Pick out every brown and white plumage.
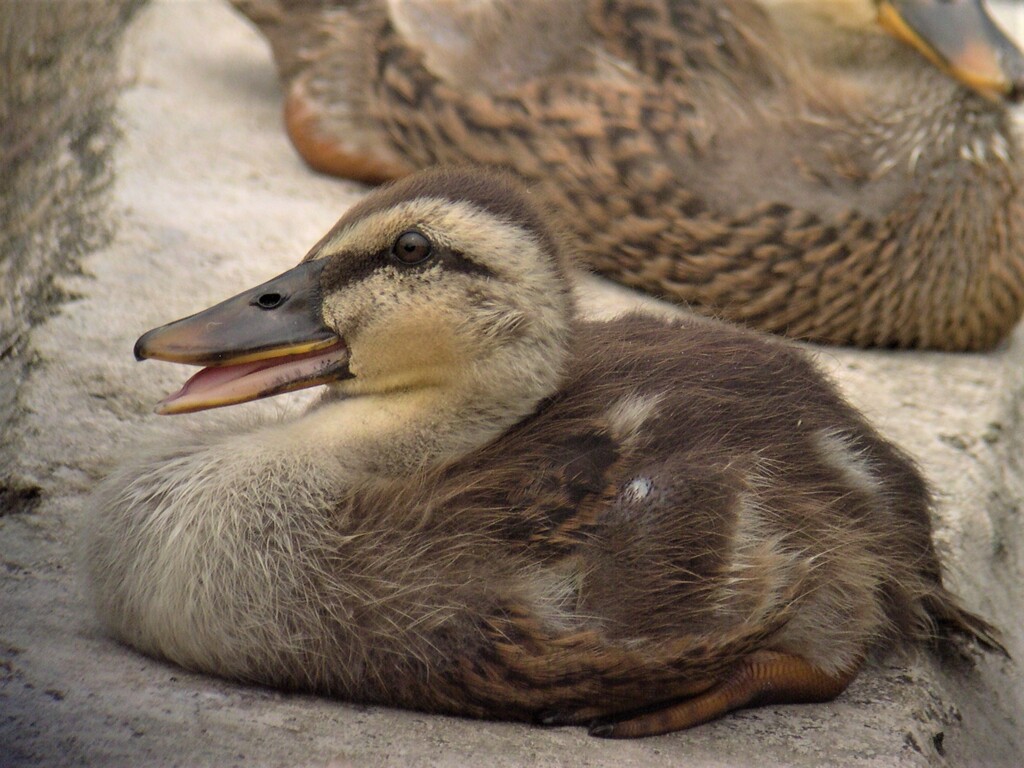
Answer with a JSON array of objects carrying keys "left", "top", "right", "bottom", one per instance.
[
  {"left": 83, "top": 167, "right": 1001, "bottom": 738},
  {"left": 231, "top": 0, "right": 1024, "bottom": 351}
]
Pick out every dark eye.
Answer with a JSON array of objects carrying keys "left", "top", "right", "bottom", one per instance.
[{"left": 391, "top": 231, "right": 432, "bottom": 265}]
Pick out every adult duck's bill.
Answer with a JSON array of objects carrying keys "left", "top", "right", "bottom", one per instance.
[
  {"left": 134, "top": 260, "right": 350, "bottom": 415},
  {"left": 878, "top": 0, "right": 1024, "bottom": 101}
]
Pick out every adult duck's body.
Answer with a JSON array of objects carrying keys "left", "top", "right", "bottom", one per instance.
[
  {"left": 83, "top": 168, "right": 1000, "bottom": 737},
  {"left": 231, "top": 0, "right": 1024, "bottom": 351}
]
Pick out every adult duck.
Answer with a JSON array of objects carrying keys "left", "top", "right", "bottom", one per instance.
[{"left": 230, "top": 0, "right": 1024, "bottom": 351}]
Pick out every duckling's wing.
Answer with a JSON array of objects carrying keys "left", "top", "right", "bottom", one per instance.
[
  {"left": 434, "top": 417, "right": 816, "bottom": 721},
  {"left": 449, "top": 588, "right": 797, "bottom": 726}
]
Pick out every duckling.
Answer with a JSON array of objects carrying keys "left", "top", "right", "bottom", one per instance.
[
  {"left": 82, "top": 167, "right": 1002, "bottom": 738},
  {"left": 231, "top": 0, "right": 1024, "bottom": 351}
]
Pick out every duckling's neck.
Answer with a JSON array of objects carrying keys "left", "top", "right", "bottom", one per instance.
[
  {"left": 299, "top": 387, "right": 513, "bottom": 478},
  {"left": 305, "top": 331, "right": 571, "bottom": 477}
]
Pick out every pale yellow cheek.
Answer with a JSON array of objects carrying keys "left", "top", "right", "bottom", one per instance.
[{"left": 345, "top": 312, "right": 465, "bottom": 394}]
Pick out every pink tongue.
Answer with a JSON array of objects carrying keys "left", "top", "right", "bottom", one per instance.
[{"left": 157, "top": 341, "right": 349, "bottom": 414}]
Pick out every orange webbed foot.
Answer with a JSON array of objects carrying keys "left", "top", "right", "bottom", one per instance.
[{"left": 589, "top": 651, "right": 858, "bottom": 738}]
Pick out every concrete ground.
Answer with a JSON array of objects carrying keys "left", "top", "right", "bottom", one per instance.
[{"left": 2, "top": 1, "right": 1023, "bottom": 766}]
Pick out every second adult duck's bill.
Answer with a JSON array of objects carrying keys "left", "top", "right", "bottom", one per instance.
[
  {"left": 878, "top": 0, "right": 1024, "bottom": 100},
  {"left": 134, "top": 259, "right": 350, "bottom": 415}
]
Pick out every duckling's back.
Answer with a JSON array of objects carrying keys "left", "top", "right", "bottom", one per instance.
[{"left": 436, "top": 313, "right": 973, "bottom": 650}]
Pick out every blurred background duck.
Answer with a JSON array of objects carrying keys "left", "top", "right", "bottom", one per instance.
[
  {"left": 83, "top": 168, "right": 1001, "bottom": 738},
  {"left": 229, "top": 0, "right": 1024, "bottom": 352}
]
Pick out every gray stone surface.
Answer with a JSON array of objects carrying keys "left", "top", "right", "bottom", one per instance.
[
  {"left": 1, "top": 1, "right": 1023, "bottom": 766},
  {"left": 0, "top": 0, "right": 144, "bottom": 515}
]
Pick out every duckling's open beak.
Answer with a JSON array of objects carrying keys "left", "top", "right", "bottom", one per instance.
[
  {"left": 877, "top": 0, "right": 1024, "bottom": 102},
  {"left": 134, "top": 259, "right": 350, "bottom": 415}
]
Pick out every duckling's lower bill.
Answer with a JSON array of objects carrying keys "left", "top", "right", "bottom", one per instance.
[
  {"left": 153, "top": 340, "right": 349, "bottom": 415},
  {"left": 85, "top": 168, "right": 1004, "bottom": 739}
]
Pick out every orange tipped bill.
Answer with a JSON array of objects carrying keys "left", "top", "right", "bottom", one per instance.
[{"left": 878, "top": 0, "right": 1024, "bottom": 101}]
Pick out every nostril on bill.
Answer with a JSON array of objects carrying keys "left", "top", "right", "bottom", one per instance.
[{"left": 256, "top": 292, "right": 284, "bottom": 309}]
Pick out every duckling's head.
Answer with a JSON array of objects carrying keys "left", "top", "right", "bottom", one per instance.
[
  {"left": 760, "top": 0, "right": 1024, "bottom": 102},
  {"left": 134, "top": 167, "right": 574, "bottom": 418}
]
